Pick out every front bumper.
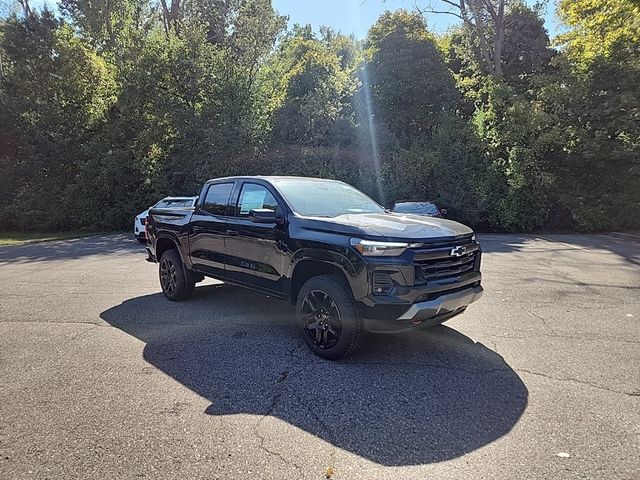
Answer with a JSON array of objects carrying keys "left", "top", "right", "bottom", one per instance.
[
  {"left": 358, "top": 282, "right": 483, "bottom": 333},
  {"left": 361, "top": 285, "right": 483, "bottom": 334},
  {"left": 397, "top": 285, "right": 483, "bottom": 321}
]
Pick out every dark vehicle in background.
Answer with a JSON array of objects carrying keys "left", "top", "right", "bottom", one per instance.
[
  {"left": 392, "top": 201, "right": 447, "bottom": 218},
  {"left": 134, "top": 196, "right": 197, "bottom": 243},
  {"left": 145, "top": 177, "right": 482, "bottom": 359}
]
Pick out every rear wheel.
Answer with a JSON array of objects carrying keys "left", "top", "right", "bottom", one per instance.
[
  {"left": 296, "top": 275, "right": 365, "bottom": 360},
  {"left": 159, "top": 249, "right": 195, "bottom": 301}
]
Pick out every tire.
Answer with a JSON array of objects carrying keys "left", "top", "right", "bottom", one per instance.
[
  {"left": 296, "top": 274, "right": 366, "bottom": 360},
  {"left": 136, "top": 237, "right": 147, "bottom": 244},
  {"left": 159, "top": 249, "right": 195, "bottom": 301}
]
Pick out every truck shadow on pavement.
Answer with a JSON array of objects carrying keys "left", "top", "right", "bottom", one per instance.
[{"left": 100, "top": 283, "right": 528, "bottom": 466}]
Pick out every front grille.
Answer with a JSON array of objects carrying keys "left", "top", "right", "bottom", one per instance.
[
  {"left": 419, "top": 252, "right": 476, "bottom": 277},
  {"left": 413, "top": 242, "right": 479, "bottom": 284}
]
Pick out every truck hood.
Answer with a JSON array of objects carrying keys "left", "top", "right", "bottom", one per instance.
[{"left": 300, "top": 213, "right": 473, "bottom": 242}]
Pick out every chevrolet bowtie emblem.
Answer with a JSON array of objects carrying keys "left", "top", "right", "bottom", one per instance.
[{"left": 450, "top": 246, "right": 466, "bottom": 257}]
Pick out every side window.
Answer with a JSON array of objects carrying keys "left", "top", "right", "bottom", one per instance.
[
  {"left": 236, "top": 183, "right": 279, "bottom": 217},
  {"left": 202, "top": 183, "right": 233, "bottom": 215}
]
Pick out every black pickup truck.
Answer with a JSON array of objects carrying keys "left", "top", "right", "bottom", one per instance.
[{"left": 146, "top": 176, "right": 483, "bottom": 359}]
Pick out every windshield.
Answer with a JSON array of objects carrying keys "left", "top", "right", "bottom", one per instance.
[
  {"left": 154, "top": 198, "right": 195, "bottom": 208},
  {"left": 271, "top": 178, "right": 384, "bottom": 217},
  {"left": 394, "top": 202, "right": 439, "bottom": 215}
]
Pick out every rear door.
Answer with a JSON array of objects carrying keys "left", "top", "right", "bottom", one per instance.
[
  {"left": 188, "top": 182, "right": 235, "bottom": 277},
  {"left": 224, "top": 181, "right": 288, "bottom": 296}
]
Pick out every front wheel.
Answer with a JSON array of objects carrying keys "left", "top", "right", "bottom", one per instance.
[
  {"left": 159, "top": 249, "right": 195, "bottom": 301},
  {"left": 296, "top": 275, "right": 366, "bottom": 360}
]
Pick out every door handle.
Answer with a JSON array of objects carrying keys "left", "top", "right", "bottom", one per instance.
[{"left": 226, "top": 229, "right": 239, "bottom": 236}]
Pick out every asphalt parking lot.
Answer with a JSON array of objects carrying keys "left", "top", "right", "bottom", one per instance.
[{"left": 0, "top": 233, "right": 638, "bottom": 479}]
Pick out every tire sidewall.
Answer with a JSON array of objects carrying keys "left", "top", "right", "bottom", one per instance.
[
  {"left": 296, "top": 275, "right": 360, "bottom": 360},
  {"left": 159, "top": 249, "right": 192, "bottom": 301}
]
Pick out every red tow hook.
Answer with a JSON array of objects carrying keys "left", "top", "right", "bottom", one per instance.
[{"left": 411, "top": 319, "right": 423, "bottom": 326}]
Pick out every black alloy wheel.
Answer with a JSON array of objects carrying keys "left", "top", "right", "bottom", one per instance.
[
  {"left": 301, "top": 289, "right": 343, "bottom": 350},
  {"left": 159, "top": 249, "right": 195, "bottom": 301},
  {"left": 160, "top": 257, "right": 177, "bottom": 296},
  {"left": 296, "top": 275, "right": 366, "bottom": 360}
]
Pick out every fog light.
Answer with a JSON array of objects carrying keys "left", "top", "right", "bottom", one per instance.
[{"left": 373, "top": 272, "right": 394, "bottom": 295}]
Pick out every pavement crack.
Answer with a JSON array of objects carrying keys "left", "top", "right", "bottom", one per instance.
[
  {"left": 1, "top": 320, "right": 108, "bottom": 327},
  {"left": 528, "top": 310, "right": 558, "bottom": 336},
  {"left": 251, "top": 343, "right": 305, "bottom": 473},
  {"left": 58, "top": 324, "right": 101, "bottom": 349},
  {"left": 516, "top": 368, "right": 637, "bottom": 396}
]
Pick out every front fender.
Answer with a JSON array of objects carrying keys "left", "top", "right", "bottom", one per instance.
[{"left": 288, "top": 244, "right": 369, "bottom": 300}]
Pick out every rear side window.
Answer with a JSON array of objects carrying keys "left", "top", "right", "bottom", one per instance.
[
  {"left": 202, "top": 183, "right": 233, "bottom": 215},
  {"left": 236, "top": 183, "right": 279, "bottom": 216}
]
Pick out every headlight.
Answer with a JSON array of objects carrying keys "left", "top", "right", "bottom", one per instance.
[{"left": 350, "top": 238, "right": 410, "bottom": 256}]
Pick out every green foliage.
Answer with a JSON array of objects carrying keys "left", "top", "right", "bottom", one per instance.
[
  {"left": 501, "top": 2, "right": 554, "bottom": 82},
  {"left": 381, "top": 114, "right": 491, "bottom": 225},
  {"left": 557, "top": 0, "right": 640, "bottom": 67},
  {"left": 0, "top": 10, "right": 116, "bottom": 230},
  {"left": 364, "top": 11, "right": 459, "bottom": 141},
  {"left": 269, "top": 34, "right": 356, "bottom": 147},
  {"left": 0, "top": 1, "right": 638, "bottom": 233},
  {"left": 539, "top": 48, "right": 640, "bottom": 230}
]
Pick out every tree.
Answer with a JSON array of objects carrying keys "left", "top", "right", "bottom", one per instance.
[
  {"left": 557, "top": 0, "right": 640, "bottom": 67},
  {"left": 364, "top": 10, "right": 459, "bottom": 141},
  {"left": 542, "top": 0, "right": 640, "bottom": 229},
  {"left": 59, "top": 0, "right": 152, "bottom": 53},
  {"left": 416, "top": 0, "right": 506, "bottom": 76},
  {"left": 229, "top": 0, "right": 287, "bottom": 83},
  {"left": 1, "top": 0, "right": 638, "bottom": 233},
  {"left": 501, "top": 2, "right": 553, "bottom": 81},
  {"left": 472, "top": 80, "right": 557, "bottom": 230},
  {"left": 0, "top": 10, "right": 116, "bottom": 230},
  {"left": 269, "top": 34, "right": 355, "bottom": 147}
]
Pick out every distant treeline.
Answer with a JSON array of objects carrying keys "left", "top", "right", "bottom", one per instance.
[{"left": 0, "top": 0, "right": 638, "bottom": 232}]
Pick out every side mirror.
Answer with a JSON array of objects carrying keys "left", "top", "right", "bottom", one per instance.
[
  {"left": 249, "top": 208, "right": 277, "bottom": 224},
  {"left": 440, "top": 208, "right": 448, "bottom": 216}
]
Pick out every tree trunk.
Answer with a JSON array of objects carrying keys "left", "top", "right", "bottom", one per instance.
[
  {"left": 492, "top": 0, "right": 505, "bottom": 77},
  {"left": 104, "top": 0, "right": 117, "bottom": 49},
  {"left": 467, "top": 0, "right": 494, "bottom": 74},
  {"left": 18, "top": 0, "right": 31, "bottom": 17}
]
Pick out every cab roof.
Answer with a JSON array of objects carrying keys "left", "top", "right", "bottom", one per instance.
[{"left": 204, "top": 175, "right": 344, "bottom": 184}]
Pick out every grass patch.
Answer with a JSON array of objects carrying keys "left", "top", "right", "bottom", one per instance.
[{"left": 0, "top": 231, "right": 109, "bottom": 246}]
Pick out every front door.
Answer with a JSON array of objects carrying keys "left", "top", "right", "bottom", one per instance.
[{"left": 224, "top": 181, "right": 288, "bottom": 296}]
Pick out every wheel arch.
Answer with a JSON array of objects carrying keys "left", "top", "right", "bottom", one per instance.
[
  {"left": 155, "top": 235, "right": 180, "bottom": 262},
  {"left": 289, "top": 257, "right": 360, "bottom": 305}
]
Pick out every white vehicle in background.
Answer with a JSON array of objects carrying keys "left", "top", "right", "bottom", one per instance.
[{"left": 134, "top": 196, "right": 198, "bottom": 243}]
